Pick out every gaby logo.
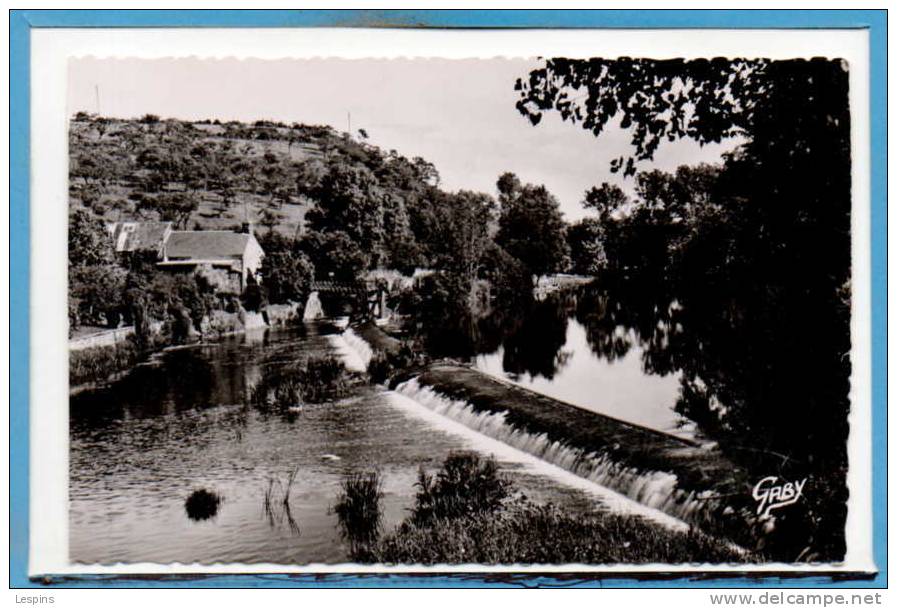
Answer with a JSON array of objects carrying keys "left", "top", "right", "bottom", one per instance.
[{"left": 752, "top": 476, "right": 807, "bottom": 518}]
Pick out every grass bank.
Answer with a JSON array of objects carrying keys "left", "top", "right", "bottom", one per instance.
[{"left": 369, "top": 503, "right": 747, "bottom": 565}]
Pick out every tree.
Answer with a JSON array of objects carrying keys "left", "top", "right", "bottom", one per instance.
[
  {"left": 495, "top": 175, "right": 570, "bottom": 279},
  {"left": 566, "top": 219, "right": 606, "bottom": 276},
  {"left": 295, "top": 159, "right": 327, "bottom": 200},
  {"left": 68, "top": 209, "right": 127, "bottom": 327},
  {"left": 430, "top": 190, "right": 495, "bottom": 288},
  {"left": 141, "top": 192, "right": 199, "bottom": 229},
  {"left": 70, "top": 263, "right": 126, "bottom": 327},
  {"left": 305, "top": 162, "right": 387, "bottom": 268},
  {"left": 582, "top": 183, "right": 628, "bottom": 220},
  {"left": 299, "top": 230, "right": 368, "bottom": 283},
  {"left": 515, "top": 57, "right": 851, "bottom": 287},
  {"left": 260, "top": 250, "right": 315, "bottom": 304},
  {"left": 69, "top": 208, "right": 114, "bottom": 267},
  {"left": 516, "top": 59, "right": 853, "bottom": 561}
]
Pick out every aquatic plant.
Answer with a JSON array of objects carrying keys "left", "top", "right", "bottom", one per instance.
[
  {"left": 263, "top": 466, "right": 301, "bottom": 536},
  {"left": 184, "top": 488, "right": 222, "bottom": 521},
  {"left": 410, "top": 452, "right": 510, "bottom": 525},
  {"left": 250, "top": 354, "right": 350, "bottom": 411},
  {"left": 302, "top": 356, "right": 350, "bottom": 402},
  {"left": 333, "top": 471, "right": 383, "bottom": 552}
]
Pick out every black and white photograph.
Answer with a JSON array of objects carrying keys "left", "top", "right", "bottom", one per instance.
[{"left": 61, "top": 47, "right": 857, "bottom": 569}]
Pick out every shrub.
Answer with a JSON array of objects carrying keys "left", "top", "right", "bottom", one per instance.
[
  {"left": 366, "top": 343, "right": 416, "bottom": 385},
  {"left": 370, "top": 502, "right": 749, "bottom": 565},
  {"left": 410, "top": 452, "right": 510, "bottom": 526}
]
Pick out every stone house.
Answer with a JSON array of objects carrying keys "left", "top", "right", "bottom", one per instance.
[{"left": 157, "top": 229, "right": 265, "bottom": 294}]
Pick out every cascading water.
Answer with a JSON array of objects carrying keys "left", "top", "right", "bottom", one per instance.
[
  {"left": 302, "top": 291, "right": 324, "bottom": 320},
  {"left": 393, "top": 377, "right": 717, "bottom": 526},
  {"left": 329, "top": 328, "right": 736, "bottom": 538},
  {"left": 383, "top": 389, "right": 690, "bottom": 532},
  {"left": 326, "top": 327, "right": 372, "bottom": 373},
  {"left": 341, "top": 328, "right": 373, "bottom": 368}
]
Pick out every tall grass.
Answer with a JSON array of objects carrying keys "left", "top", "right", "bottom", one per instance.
[{"left": 333, "top": 471, "right": 383, "bottom": 553}]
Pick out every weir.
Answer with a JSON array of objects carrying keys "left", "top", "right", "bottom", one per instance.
[
  {"left": 333, "top": 325, "right": 764, "bottom": 550},
  {"left": 394, "top": 365, "right": 761, "bottom": 547}
]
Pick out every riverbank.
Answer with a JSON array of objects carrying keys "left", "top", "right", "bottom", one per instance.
[
  {"left": 69, "top": 301, "right": 308, "bottom": 393},
  {"left": 368, "top": 499, "right": 748, "bottom": 565}
]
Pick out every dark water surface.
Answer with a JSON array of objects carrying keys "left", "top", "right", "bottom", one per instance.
[{"left": 69, "top": 323, "right": 603, "bottom": 565}]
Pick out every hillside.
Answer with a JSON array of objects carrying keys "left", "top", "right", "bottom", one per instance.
[{"left": 69, "top": 114, "right": 369, "bottom": 237}]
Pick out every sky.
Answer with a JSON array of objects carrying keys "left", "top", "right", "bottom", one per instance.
[{"left": 68, "top": 57, "right": 738, "bottom": 221}]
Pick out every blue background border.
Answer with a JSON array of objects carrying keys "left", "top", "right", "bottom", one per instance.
[{"left": 8, "top": 9, "right": 887, "bottom": 589}]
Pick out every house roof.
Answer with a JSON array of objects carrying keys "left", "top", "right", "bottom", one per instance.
[
  {"left": 108, "top": 221, "right": 172, "bottom": 253},
  {"left": 162, "top": 231, "right": 252, "bottom": 260}
]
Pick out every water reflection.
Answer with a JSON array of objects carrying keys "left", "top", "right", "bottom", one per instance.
[{"left": 416, "top": 274, "right": 849, "bottom": 466}]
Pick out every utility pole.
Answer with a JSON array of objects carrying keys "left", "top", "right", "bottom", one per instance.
[
  {"left": 347, "top": 111, "right": 351, "bottom": 135},
  {"left": 95, "top": 84, "right": 101, "bottom": 115}
]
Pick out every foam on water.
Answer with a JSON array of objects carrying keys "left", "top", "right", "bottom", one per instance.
[
  {"left": 384, "top": 388, "right": 689, "bottom": 532},
  {"left": 393, "top": 378, "right": 714, "bottom": 526},
  {"left": 331, "top": 328, "right": 715, "bottom": 531},
  {"left": 327, "top": 329, "right": 369, "bottom": 373},
  {"left": 341, "top": 327, "right": 373, "bottom": 369}
]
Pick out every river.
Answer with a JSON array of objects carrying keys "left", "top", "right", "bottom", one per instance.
[{"left": 70, "top": 321, "right": 676, "bottom": 565}]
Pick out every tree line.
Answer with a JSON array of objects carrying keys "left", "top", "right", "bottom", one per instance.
[
  {"left": 517, "top": 56, "right": 852, "bottom": 560},
  {"left": 69, "top": 112, "right": 588, "bottom": 343}
]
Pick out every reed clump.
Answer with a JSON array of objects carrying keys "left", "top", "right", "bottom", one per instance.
[
  {"left": 251, "top": 355, "right": 349, "bottom": 411},
  {"left": 333, "top": 471, "right": 383, "bottom": 553},
  {"left": 410, "top": 451, "right": 510, "bottom": 525}
]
